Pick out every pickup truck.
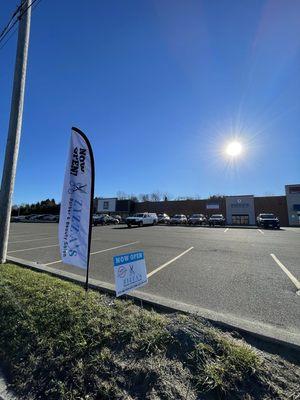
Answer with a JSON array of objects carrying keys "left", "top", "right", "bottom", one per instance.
[{"left": 126, "top": 213, "right": 158, "bottom": 227}]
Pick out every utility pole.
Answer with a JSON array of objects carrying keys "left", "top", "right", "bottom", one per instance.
[{"left": 0, "top": 0, "right": 31, "bottom": 263}]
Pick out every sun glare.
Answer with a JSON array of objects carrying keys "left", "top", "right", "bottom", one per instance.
[{"left": 225, "top": 141, "right": 243, "bottom": 157}]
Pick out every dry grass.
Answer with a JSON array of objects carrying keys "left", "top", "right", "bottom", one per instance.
[{"left": 0, "top": 263, "right": 299, "bottom": 399}]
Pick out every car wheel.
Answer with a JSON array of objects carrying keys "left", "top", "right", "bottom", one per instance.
[
  {"left": 138, "top": 221, "right": 143, "bottom": 227},
  {"left": 127, "top": 224, "right": 131, "bottom": 228}
]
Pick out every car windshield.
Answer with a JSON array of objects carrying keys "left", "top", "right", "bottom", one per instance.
[
  {"left": 134, "top": 214, "right": 144, "bottom": 217},
  {"left": 191, "top": 214, "right": 202, "bottom": 217},
  {"left": 260, "top": 214, "right": 275, "bottom": 218},
  {"left": 211, "top": 215, "right": 222, "bottom": 218}
]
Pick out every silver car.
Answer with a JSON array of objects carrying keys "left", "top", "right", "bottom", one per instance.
[
  {"left": 188, "top": 214, "right": 206, "bottom": 225},
  {"left": 170, "top": 214, "right": 188, "bottom": 225}
]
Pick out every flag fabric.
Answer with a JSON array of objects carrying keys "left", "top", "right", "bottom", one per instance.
[{"left": 59, "top": 127, "right": 95, "bottom": 270}]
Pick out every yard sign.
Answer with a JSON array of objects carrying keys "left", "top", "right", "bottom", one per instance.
[{"left": 113, "top": 251, "right": 148, "bottom": 297}]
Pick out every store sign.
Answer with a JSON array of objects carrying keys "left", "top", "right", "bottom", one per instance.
[
  {"left": 231, "top": 203, "right": 249, "bottom": 208},
  {"left": 113, "top": 251, "right": 148, "bottom": 297},
  {"left": 206, "top": 203, "right": 219, "bottom": 209}
]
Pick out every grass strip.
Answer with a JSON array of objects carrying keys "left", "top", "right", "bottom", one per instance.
[{"left": 0, "top": 263, "right": 299, "bottom": 399}]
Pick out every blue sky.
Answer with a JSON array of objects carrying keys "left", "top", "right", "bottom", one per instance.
[{"left": 0, "top": 0, "right": 300, "bottom": 204}]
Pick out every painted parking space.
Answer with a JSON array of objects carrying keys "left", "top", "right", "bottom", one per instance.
[{"left": 7, "top": 223, "right": 300, "bottom": 336}]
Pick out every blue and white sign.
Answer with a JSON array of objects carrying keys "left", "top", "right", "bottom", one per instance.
[{"left": 113, "top": 251, "right": 148, "bottom": 297}]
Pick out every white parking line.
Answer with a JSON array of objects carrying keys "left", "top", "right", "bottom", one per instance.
[
  {"left": 8, "top": 236, "right": 56, "bottom": 244},
  {"left": 9, "top": 232, "right": 54, "bottom": 238},
  {"left": 224, "top": 228, "right": 229, "bottom": 233},
  {"left": 44, "top": 241, "right": 140, "bottom": 266},
  {"left": 147, "top": 246, "right": 194, "bottom": 278},
  {"left": 7, "top": 236, "right": 138, "bottom": 255},
  {"left": 270, "top": 253, "right": 300, "bottom": 292},
  {"left": 7, "top": 243, "right": 59, "bottom": 254},
  {"left": 258, "top": 229, "right": 264, "bottom": 235}
]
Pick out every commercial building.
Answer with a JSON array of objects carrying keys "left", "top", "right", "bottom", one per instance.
[
  {"left": 254, "top": 195, "right": 288, "bottom": 226},
  {"left": 135, "top": 197, "right": 226, "bottom": 217},
  {"left": 225, "top": 195, "right": 255, "bottom": 225},
  {"left": 285, "top": 184, "right": 300, "bottom": 226},
  {"left": 96, "top": 184, "right": 300, "bottom": 226},
  {"left": 94, "top": 197, "right": 135, "bottom": 218}
]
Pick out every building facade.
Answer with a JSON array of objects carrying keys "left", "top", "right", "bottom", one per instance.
[
  {"left": 254, "top": 196, "right": 288, "bottom": 226},
  {"left": 285, "top": 184, "right": 300, "bottom": 226},
  {"left": 225, "top": 195, "right": 255, "bottom": 225},
  {"left": 94, "top": 197, "right": 135, "bottom": 217},
  {"left": 96, "top": 184, "right": 299, "bottom": 226},
  {"left": 134, "top": 197, "right": 226, "bottom": 218}
]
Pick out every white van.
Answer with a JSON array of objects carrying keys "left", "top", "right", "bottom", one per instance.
[{"left": 126, "top": 213, "right": 158, "bottom": 227}]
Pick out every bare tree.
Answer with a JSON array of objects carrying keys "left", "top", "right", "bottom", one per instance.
[
  {"left": 150, "top": 191, "right": 161, "bottom": 201},
  {"left": 162, "top": 193, "right": 169, "bottom": 201},
  {"left": 130, "top": 194, "right": 138, "bottom": 202},
  {"left": 116, "top": 191, "right": 128, "bottom": 200},
  {"left": 209, "top": 194, "right": 225, "bottom": 199},
  {"left": 139, "top": 193, "right": 149, "bottom": 202}
]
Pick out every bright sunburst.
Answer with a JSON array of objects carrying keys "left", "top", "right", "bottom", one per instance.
[{"left": 225, "top": 141, "right": 243, "bottom": 157}]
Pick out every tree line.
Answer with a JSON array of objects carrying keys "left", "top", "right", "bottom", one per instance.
[
  {"left": 12, "top": 199, "right": 60, "bottom": 216},
  {"left": 12, "top": 194, "right": 225, "bottom": 216},
  {"left": 116, "top": 191, "right": 224, "bottom": 202}
]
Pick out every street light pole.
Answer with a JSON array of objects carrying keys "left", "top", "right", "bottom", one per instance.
[{"left": 0, "top": 0, "right": 32, "bottom": 263}]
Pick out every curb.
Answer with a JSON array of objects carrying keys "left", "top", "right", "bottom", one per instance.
[{"left": 6, "top": 255, "right": 300, "bottom": 354}]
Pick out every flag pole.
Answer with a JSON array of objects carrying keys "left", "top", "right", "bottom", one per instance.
[{"left": 71, "top": 127, "right": 95, "bottom": 294}]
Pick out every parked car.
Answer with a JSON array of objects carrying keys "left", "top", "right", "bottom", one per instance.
[
  {"left": 113, "top": 215, "right": 122, "bottom": 223},
  {"left": 169, "top": 214, "right": 188, "bottom": 225},
  {"left": 208, "top": 214, "right": 225, "bottom": 226},
  {"left": 256, "top": 213, "right": 280, "bottom": 229},
  {"left": 27, "top": 214, "right": 46, "bottom": 222},
  {"left": 93, "top": 214, "right": 105, "bottom": 226},
  {"left": 126, "top": 213, "right": 158, "bottom": 227},
  {"left": 11, "top": 216, "right": 23, "bottom": 222},
  {"left": 106, "top": 215, "right": 119, "bottom": 225},
  {"left": 38, "top": 214, "right": 59, "bottom": 222},
  {"left": 157, "top": 213, "right": 170, "bottom": 224},
  {"left": 93, "top": 214, "right": 119, "bottom": 226},
  {"left": 188, "top": 214, "right": 206, "bottom": 225}
]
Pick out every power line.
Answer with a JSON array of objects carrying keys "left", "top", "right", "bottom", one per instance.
[
  {"left": 0, "top": 0, "right": 42, "bottom": 49},
  {"left": 0, "top": 4, "right": 21, "bottom": 41},
  {"left": 0, "top": 26, "right": 19, "bottom": 51}
]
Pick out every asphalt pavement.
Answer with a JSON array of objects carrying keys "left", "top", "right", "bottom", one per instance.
[{"left": 7, "top": 223, "right": 300, "bottom": 344}]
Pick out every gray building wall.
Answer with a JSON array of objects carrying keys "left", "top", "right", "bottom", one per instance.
[
  {"left": 285, "top": 185, "right": 300, "bottom": 226},
  {"left": 225, "top": 195, "right": 255, "bottom": 225}
]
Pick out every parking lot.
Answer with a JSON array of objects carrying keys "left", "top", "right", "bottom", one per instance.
[{"left": 7, "top": 223, "right": 300, "bottom": 343}]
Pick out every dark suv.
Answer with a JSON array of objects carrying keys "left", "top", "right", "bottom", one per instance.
[{"left": 256, "top": 213, "right": 280, "bottom": 229}]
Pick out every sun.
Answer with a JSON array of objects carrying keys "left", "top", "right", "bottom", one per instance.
[{"left": 225, "top": 141, "right": 243, "bottom": 157}]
